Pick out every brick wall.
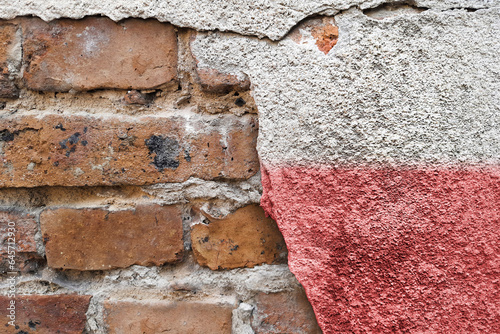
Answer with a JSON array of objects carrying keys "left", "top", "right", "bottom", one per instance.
[{"left": 0, "top": 17, "right": 320, "bottom": 333}]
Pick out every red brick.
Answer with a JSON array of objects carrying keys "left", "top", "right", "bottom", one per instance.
[
  {"left": 289, "top": 17, "right": 338, "bottom": 55},
  {"left": 196, "top": 68, "right": 251, "bottom": 94},
  {"left": 22, "top": 17, "right": 177, "bottom": 91},
  {"left": 0, "top": 294, "right": 91, "bottom": 333},
  {"left": 40, "top": 204, "right": 183, "bottom": 270},
  {"left": 0, "top": 23, "right": 20, "bottom": 98},
  {"left": 0, "top": 210, "right": 43, "bottom": 273},
  {"left": 0, "top": 113, "right": 259, "bottom": 187},
  {"left": 252, "top": 289, "right": 321, "bottom": 334},
  {"left": 104, "top": 300, "right": 233, "bottom": 333},
  {"left": 191, "top": 205, "right": 287, "bottom": 270}
]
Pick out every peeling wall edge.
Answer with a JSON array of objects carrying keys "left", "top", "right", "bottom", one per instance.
[{"left": 1, "top": 0, "right": 499, "bottom": 40}]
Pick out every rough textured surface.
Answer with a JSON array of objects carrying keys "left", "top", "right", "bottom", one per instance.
[
  {"left": 0, "top": 112, "right": 259, "bottom": 187},
  {"left": 40, "top": 205, "right": 183, "bottom": 270},
  {"left": 0, "top": 262, "right": 302, "bottom": 333},
  {"left": 261, "top": 166, "right": 500, "bottom": 332},
  {"left": 188, "top": 5, "right": 500, "bottom": 334},
  {"left": 22, "top": 17, "right": 177, "bottom": 91},
  {"left": 0, "top": 1, "right": 499, "bottom": 333},
  {"left": 191, "top": 8, "right": 500, "bottom": 166},
  {"left": 0, "top": 210, "right": 37, "bottom": 254},
  {"left": 104, "top": 299, "right": 234, "bottom": 333},
  {"left": 0, "top": 209, "right": 42, "bottom": 273},
  {"left": 289, "top": 17, "right": 339, "bottom": 55},
  {"left": 143, "top": 173, "right": 262, "bottom": 209},
  {"left": 0, "top": 294, "right": 91, "bottom": 333},
  {"left": 1, "top": 1, "right": 499, "bottom": 40},
  {"left": 0, "top": 23, "right": 20, "bottom": 98},
  {"left": 191, "top": 204, "right": 287, "bottom": 270},
  {"left": 196, "top": 68, "right": 251, "bottom": 94},
  {"left": 252, "top": 289, "right": 322, "bottom": 333}
]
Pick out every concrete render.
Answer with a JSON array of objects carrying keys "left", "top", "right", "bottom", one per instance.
[
  {"left": 190, "top": 7, "right": 500, "bottom": 166},
  {"left": 0, "top": 0, "right": 499, "bottom": 40}
]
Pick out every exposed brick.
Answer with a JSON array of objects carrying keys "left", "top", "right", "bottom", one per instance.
[
  {"left": 252, "top": 289, "right": 322, "bottom": 334},
  {"left": 0, "top": 210, "right": 44, "bottom": 273},
  {"left": 22, "top": 17, "right": 177, "bottom": 91},
  {"left": 197, "top": 68, "right": 251, "bottom": 94},
  {"left": 0, "top": 113, "right": 259, "bottom": 187},
  {"left": 289, "top": 17, "right": 338, "bottom": 55},
  {"left": 0, "top": 294, "right": 91, "bottom": 333},
  {"left": 40, "top": 204, "right": 183, "bottom": 270},
  {"left": 190, "top": 33, "right": 250, "bottom": 94},
  {"left": 0, "top": 23, "right": 20, "bottom": 98},
  {"left": 191, "top": 205, "right": 287, "bottom": 270},
  {"left": 104, "top": 300, "right": 233, "bottom": 333}
]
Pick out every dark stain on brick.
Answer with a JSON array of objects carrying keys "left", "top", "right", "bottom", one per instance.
[
  {"left": 235, "top": 97, "right": 246, "bottom": 107},
  {"left": 0, "top": 129, "right": 15, "bottom": 142},
  {"left": 28, "top": 320, "right": 41, "bottom": 330},
  {"left": 184, "top": 148, "right": 191, "bottom": 162},
  {"left": 145, "top": 135, "right": 180, "bottom": 171},
  {"left": 55, "top": 123, "right": 66, "bottom": 131},
  {"left": 59, "top": 132, "right": 80, "bottom": 148},
  {"left": 59, "top": 132, "right": 82, "bottom": 156}
]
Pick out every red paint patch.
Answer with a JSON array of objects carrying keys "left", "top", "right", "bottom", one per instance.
[{"left": 261, "top": 164, "right": 500, "bottom": 333}]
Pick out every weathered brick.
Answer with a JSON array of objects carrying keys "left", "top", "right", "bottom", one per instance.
[
  {"left": 0, "top": 294, "right": 91, "bottom": 333},
  {"left": 190, "top": 33, "right": 250, "bottom": 93},
  {"left": 22, "top": 17, "right": 177, "bottom": 91},
  {"left": 104, "top": 300, "right": 233, "bottom": 333},
  {"left": 0, "top": 209, "right": 43, "bottom": 273},
  {"left": 0, "top": 23, "right": 20, "bottom": 98},
  {"left": 191, "top": 205, "right": 287, "bottom": 270},
  {"left": 40, "top": 204, "right": 183, "bottom": 270},
  {"left": 0, "top": 113, "right": 258, "bottom": 187},
  {"left": 196, "top": 68, "right": 251, "bottom": 94},
  {"left": 252, "top": 289, "right": 322, "bottom": 334}
]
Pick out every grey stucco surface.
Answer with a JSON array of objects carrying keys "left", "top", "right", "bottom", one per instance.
[
  {"left": 190, "top": 7, "right": 500, "bottom": 166},
  {"left": 0, "top": 0, "right": 499, "bottom": 40}
]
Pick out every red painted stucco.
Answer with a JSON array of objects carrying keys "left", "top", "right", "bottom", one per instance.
[{"left": 261, "top": 164, "right": 500, "bottom": 333}]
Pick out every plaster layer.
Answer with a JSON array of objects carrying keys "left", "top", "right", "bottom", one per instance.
[
  {"left": 192, "top": 8, "right": 500, "bottom": 166},
  {"left": 0, "top": 1, "right": 499, "bottom": 40}
]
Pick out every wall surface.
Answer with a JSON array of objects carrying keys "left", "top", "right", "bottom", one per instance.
[{"left": 1, "top": 0, "right": 500, "bottom": 333}]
